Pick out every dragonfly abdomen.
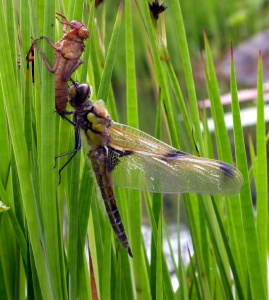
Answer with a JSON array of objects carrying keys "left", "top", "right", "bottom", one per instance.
[
  {"left": 55, "top": 69, "right": 69, "bottom": 113},
  {"left": 105, "top": 195, "right": 132, "bottom": 256},
  {"left": 55, "top": 58, "right": 84, "bottom": 114},
  {"left": 89, "top": 147, "right": 133, "bottom": 257}
]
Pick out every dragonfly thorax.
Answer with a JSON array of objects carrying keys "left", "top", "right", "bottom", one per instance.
[
  {"left": 81, "top": 103, "right": 111, "bottom": 147},
  {"left": 87, "top": 102, "right": 110, "bottom": 130}
]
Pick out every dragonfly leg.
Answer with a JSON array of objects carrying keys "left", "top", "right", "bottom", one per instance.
[
  {"left": 32, "top": 36, "right": 65, "bottom": 52},
  {"left": 56, "top": 110, "right": 74, "bottom": 121},
  {"left": 56, "top": 12, "right": 70, "bottom": 33},
  {"left": 26, "top": 43, "right": 35, "bottom": 62},
  {"left": 26, "top": 44, "right": 35, "bottom": 82},
  {"left": 26, "top": 37, "right": 63, "bottom": 82},
  {"left": 55, "top": 114, "right": 81, "bottom": 184},
  {"left": 33, "top": 41, "right": 62, "bottom": 73}
]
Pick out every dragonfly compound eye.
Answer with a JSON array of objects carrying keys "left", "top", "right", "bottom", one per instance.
[
  {"left": 77, "top": 84, "right": 91, "bottom": 103},
  {"left": 69, "top": 83, "right": 91, "bottom": 106}
]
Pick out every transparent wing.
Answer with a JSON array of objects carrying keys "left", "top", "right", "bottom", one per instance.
[{"left": 108, "top": 122, "right": 243, "bottom": 196}]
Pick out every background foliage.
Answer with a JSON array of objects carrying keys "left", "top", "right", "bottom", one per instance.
[{"left": 0, "top": 0, "right": 268, "bottom": 299}]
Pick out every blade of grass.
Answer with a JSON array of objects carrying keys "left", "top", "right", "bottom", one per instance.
[
  {"left": 125, "top": 1, "right": 150, "bottom": 298},
  {"left": 0, "top": 87, "right": 10, "bottom": 184},
  {"left": 184, "top": 195, "right": 211, "bottom": 299},
  {"left": 89, "top": 190, "right": 104, "bottom": 297},
  {"left": 0, "top": 214, "right": 17, "bottom": 299},
  {"left": 203, "top": 32, "right": 233, "bottom": 161},
  {"left": 100, "top": 220, "right": 111, "bottom": 300},
  {"left": 88, "top": 207, "right": 101, "bottom": 299},
  {"left": 80, "top": 0, "right": 96, "bottom": 83},
  {"left": 119, "top": 248, "right": 134, "bottom": 299},
  {"left": 114, "top": 255, "right": 122, "bottom": 299},
  {"left": 203, "top": 36, "right": 249, "bottom": 297},
  {"left": 38, "top": 4, "right": 66, "bottom": 299},
  {"left": 156, "top": 214, "right": 163, "bottom": 300},
  {"left": 145, "top": 193, "right": 176, "bottom": 299},
  {"left": 230, "top": 49, "right": 266, "bottom": 298},
  {"left": 170, "top": 0, "right": 204, "bottom": 154},
  {"left": 76, "top": 160, "right": 94, "bottom": 299},
  {"left": 125, "top": 0, "right": 138, "bottom": 127},
  {"left": 67, "top": 149, "right": 81, "bottom": 299},
  {"left": 137, "top": 0, "right": 180, "bottom": 149},
  {"left": 255, "top": 53, "right": 268, "bottom": 291},
  {"left": 0, "top": 6, "right": 54, "bottom": 299},
  {"left": 202, "top": 196, "right": 242, "bottom": 299},
  {"left": 0, "top": 198, "right": 27, "bottom": 265},
  {"left": 97, "top": 1, "right": 123, "bottom": 104}
]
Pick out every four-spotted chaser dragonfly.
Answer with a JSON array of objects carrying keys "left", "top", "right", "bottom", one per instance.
[{"left": 60, "top": 81, "right": 243, "bottom": 257}]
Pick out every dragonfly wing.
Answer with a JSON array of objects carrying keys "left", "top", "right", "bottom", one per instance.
[{"left": 108, "top": 122, "right": 243, "bottom": 196}]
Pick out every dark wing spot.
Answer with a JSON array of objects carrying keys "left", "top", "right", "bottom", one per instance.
[
  {"left": 168, "top": 150, "right": 188, "bottom": 157},
  {"left": 162, "top": 150, "right": 189, "bottom": 161},
  {"left": 218, "top": 161, "right": 237, "bottom": 177},
  {"left": 107, "top": 147, "right": 133, "bottom": 172}
]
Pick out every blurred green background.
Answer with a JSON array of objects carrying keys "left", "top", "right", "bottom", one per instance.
[{"left": 101, "top": 0, "right": 269, "bottom": 137}]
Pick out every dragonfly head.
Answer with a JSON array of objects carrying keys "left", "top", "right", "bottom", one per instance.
[
  {"left": 69, "top": 82, "right": 92, "bottom": 108},
  {"left": 56, "top": 12, "right": 89, "bottom": 40},
  {"left": 70, "top": 21, "right": 89, "bottom": 39}
]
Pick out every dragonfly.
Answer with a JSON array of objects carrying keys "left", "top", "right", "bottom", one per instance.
[
  {"left": 58, "top": 81, "right": 243, "bottom": 257},
  {"left": 26, "top": 13, "right": 89, "bottom": 115}
]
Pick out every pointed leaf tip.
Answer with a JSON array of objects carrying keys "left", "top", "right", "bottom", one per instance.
[
  {"left": 119, "top": 0, "right": 123, "bottom": 12},
  {"left": 203, "top": 28, "right": 208, "bottom": 40},
  {"left": 230, "top": 44, "right": 234, "bottom": 62}
]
